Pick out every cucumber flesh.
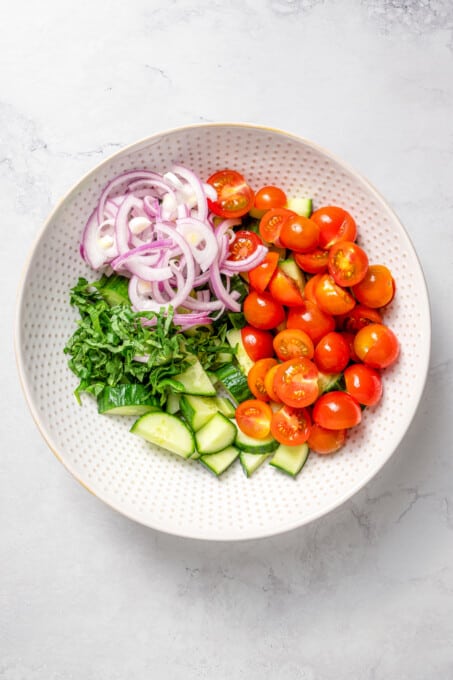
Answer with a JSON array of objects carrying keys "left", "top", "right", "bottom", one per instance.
[
  {"left": 200, "top": 446, "right": 239, "bottom": 476},
  {"left": 279, "top": 258, "right": 305, "bottom": 292},
  {"left": 174, "top": 357, "right": 216, "bottom": 396},
  {"left": 239, "top": 452, "right": 270, "bottom": 477},
  {"left": 214, "top": 396, "right": 236, "bottom": 418},
  {"left": 226, "top": 328, "right": 255, "bottom": 375},
  {"left": 131, "top": 412, "right": 195, "bottom": 458},
  {"left": 166, "top": 392, "right": 181, "bottom": 415},
  {"left": 97, "top": 385, "right": 159, "bottom": 416},
  {"left": 286, "top": 197, "right": 313, "bottom": 218},
  {"left": 195, "top": 413, "right": 237, "bottom": 454},
  {"left": 215, "top": 364, "right": 252, "bottom": 404},
  {"left": 234, "top": 421, "right": 279, "bottom": 453},
  {"left": 317, "top": 372, "right": 343, "bottom": 394},
  {"left": 270, "top": 443, "right": 309, "bottom": 477},
  {"left": 180, "top": 395, "right": 219, "bottom": 431}
]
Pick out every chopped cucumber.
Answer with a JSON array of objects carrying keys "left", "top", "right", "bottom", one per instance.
[
  {"left": 166, "top": 392, "right": 181, "bottom": 415},
  {"left": 239, "top": 452, "right": 270, "bottom": 477},
  {"left": 180, "top": 395, "right": 219, "bottom": 431},
  {"left": 317, "top": 371, "right": 343, "bottom": 394},
  {"left": 195, "top": 413, "right": 237, "bottom": 454},
  {"left": 200, "top": 446, "right": 239, "bottom": 476},
  {"left": 270, "top": 443, "right": 309, "bottom": 477},
  {"left": 131, "top": 412, "right": 195, "bottom": 458},
  {"left": 280, "top": 258, "right": 305, "bottom": 292},
  {"left": 286, "top": 197, "right": 313, "bottom": 218},
  {"left": 226, "top": 328, "right": 255, "bottom": 374},
  {"left": 215, "top": 364, "right": 252, "bottom": 404},
  {"left": 97, "top": 385, "right": 160, "bottom": 416},
  {"left": 234, "top": 422, "right": 279, "bottom": 454},
  {"left": 214, "top": 396, "right": 236, "bottom": 418},
  {"left": 174, "top": 357, "right": 216, "bottom": 397},
  {"left": 95, "top": 273, "right": 131, "bottom": 306}
]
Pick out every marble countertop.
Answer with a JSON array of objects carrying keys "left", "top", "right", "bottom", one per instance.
[{"left": 2, "top": 1, "right": 453, "bottom": 678}]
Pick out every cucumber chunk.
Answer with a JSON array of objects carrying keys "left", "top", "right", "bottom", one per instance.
[
  {"left": 166, "top": 392, "right": 181, "bottom": 415},
  {"left": 97, "top": 385, "right": 159, "bottom": 416},
  {"left": 215, "top": 364, "right": 252, "bottom": 404},
  {"left": 200, "top": 446, "right": 239, "bottom": 476},
  {"left": 195, "top": 413, "right": 237, "bottom": 454},
  {"left": 239, "top": 452, "right": 270, "bottom": 477},
  {"left": 270, "top": 443, "right": 309, "bottom": 477},
  {"left": 214, "top": 396, "right": 236, "bottom": 418},
  {"left": 180, "top": 395, "right": 219, "bottom": 431},
  {"left": 131, "top": 412, "right": 195, "bottom": 458},
  {"left": 279, "top": 258, "right": 305, "bottom": 292},
  {"left": 234, "top": 422, "right": 279, "bottom": 453},
  {"left": 226, "top": 328, "right": 255, "bottom": 375},
  {"left": 174, "top": 357, "right": 216, "bottom": 396},
  {"left": 286, "top": 197, "right": 313, "bottom": 218}
]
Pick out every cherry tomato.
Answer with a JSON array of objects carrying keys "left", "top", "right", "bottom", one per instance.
[
  {"left": 228, "top": 230, "right": 262, "bottom": 261},
  {"left": 264, "top": 364, "right": 282, "bottom": 403},
  {"left": 243, "top": 291, "right": 285, "bottom": 330},
  {"left": 259, "top": 208, "right": 295, "bottom": 245},
  {"left": 307, "top": 424, "right": 346, "bottom": 454},
  {"left": 328, "top": 241, "right": 369, "bottom": 287},
  {"left": 248, "top": 251, "right": 279, "bottom": 292},
  {"left": 344, "top": 364, "right": 383, "bottom": 406},
  {"left": 313, "top": 391, "right": 362, "bottom": 429},
  {"left": 303, "top": 273, "right": 323, "bottom": 303},
  {"left": 314, "top": 332, "right": 350, "bottom": 373},
  {"left": 254, "top": 185, "right": 287, "bottom": 211},
  {"left": 273, "top": 358, "right": 319, "bottom": 408},
  {"left": 271, "top": 405, "right": 312, "bottom": 446},
  {"left": 241, "top": 326, "right": 274, "bottom": 362},
  {"left": 315, "top": 274, "right": 356, "bottom": 315},
  {"left": 247, "top": 358, "right": 278, "bottom": 401},
  {"left": 279, "top": 215, "right": 320, "bottom": 253},
  {"left": 287, "top": 301, "right": 336, "bottom": 344},
  {"left": 341, "top": 331, "right": 361, "bottom": 363},
  {"left": 236, "top": 399, "right": 273, "bottom": 439},
  {"left": 311, "top": 206, "right": 357, "bottom": 249},
  {"left": 207, "top": 169, "right": 254, "bottom": 218},
  {"left": 336, "top": 305, "right": 383, "bottom": 333},
  {"left": 295, "top": 249, "right": 329, "bottom": 274},
  {"left": 353, "top": 323, "right": 400, "bottom": 369},
  {"left": 273, "top": 329, "right": 314, "bottom": 361},
  {"left": 268, "top": 268, "right": 305, "bottom": 307},
  {"left": 352, "top": 264, "right": 395, "bottom": 308}
]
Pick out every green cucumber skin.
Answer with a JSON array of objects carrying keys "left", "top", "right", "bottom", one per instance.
[
  {"left": 199, "top": 446, "right": 239, "bottom": 476},
  {"left": 97, "top": 385, "right": 159, "bottom": 415},
  {"left": 215, "top": 365, "right": 252, "bottom": 404},
  {"left": 239, "top": 452, "right": 270, "bottom": 477},
  {"left": 234, "top": 422, "right": 279, "bottom": 454},
  {"left": 195, "top": 413, "right": 237, "bottom": 455},
  {"left": 174, "top": 358, "right": 216, "bottom": 397},
  {"left": 180, "top": 395, "right": 219, "bottom": 431},
  {"left": 270, "top": 443, "right": 309, "bottom": 477},
  {"left": 131, "top": 412, "right": 195, "bottom": 458}
]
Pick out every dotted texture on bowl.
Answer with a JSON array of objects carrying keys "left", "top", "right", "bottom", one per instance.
[{"left": 17, "top": 125, "right": 430, "bottom": 540}]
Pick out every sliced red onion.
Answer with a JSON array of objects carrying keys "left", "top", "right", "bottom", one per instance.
[
  {"left": 111, "top": 239, "right": 173, "bottom": 270},
  {"left": 209, "top": 260, "right": 241, "bottom": 312},
  {"left": 143, "top": 195, "right": 160, "bottom": 218},
  {"left": 97, "top": 170, "right": 164, "bottom": 224},
  {"left": 221, "top": 245, "right": 268, "bottom": 272},
  {"left": 172, "top": 165, "right": 208, "bottom": 222},
  {"left": 203, "top": 183, "right": 217, "bottom": 201},
  {"left": 81, "top": 211, "right": 118, "bottom": 270},
  {"left": 115, "top": 195, "right": 144, "bottom": 255},
  {"left": 176, "top": 217, "right": 218, "bottom": 272}
]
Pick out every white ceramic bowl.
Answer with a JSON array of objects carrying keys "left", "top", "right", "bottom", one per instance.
[{"left": 15, "top": 123, "right": 430, "bottom": 540}]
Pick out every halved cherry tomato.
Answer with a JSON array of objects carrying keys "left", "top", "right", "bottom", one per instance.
[
  {"left": 344, "top": 364, "right": 383, "bottom": 406},
  {"left": 273, "top": 328, "right": 314, "bottom": 361},
  {"left": 243, "top": 291, "right": 285, "bottom": 330},
  {"left": 314, "top": 332, "right": 350, "bottom": 373},
  {"left": 207, "top": 169, "right": 254, "bottom": 218},
  {"left": 273, "top": 358, "right": 319, "bottom": 408},
  {"left": 248, "top": 251, "right": 279, "bottom": 292},
  {"left": 228, "top": 230, "right": 262, "bottom": 261},
  {"left": 271, "top": 405, "right": 312, "bottom": 446},
  {"left": 254, "top": 185, "right": 287, "bottom": 211},
  {"left": 353, "top": 323, "right": 399, "bottom": 369},
  {"left": 295, "top": 249, "right": 329, "bottom": 274},
  {"left": 311, "top": 206, "right": 357, "bottom": 249},
  {"left": 315, "top": 274, "right": 356, "bottom": 315},
  {"left": 247, "top": 358, "right": 278, "bottom": 401},
  {"left": 336, "top": 305, "right": 383, "bottom": 333},
  {"left": 279, "top": 215, "right": 320, "bottom": 253},
  {"left": 307, "top": 424, "right": 346, "bottom": 454},
  {"left": 236, "top": 399, "right": 273, "bottom": 439},
  {"left": 259, "top": 208, "right": 295, "bottom": 245},
  {"left": 352, "top": 264, "right": 395, "bottom": 308},
  {"left": 328, "top": 241, "right": 369, "bottom": 287},
  {"left": 313, "top": 391, "right": 362, "bottom": 429},
  {"left": 268, "top": 268, "right": 305, "bottom": 307},
  {"left": 287, "top": 301, "right": 336, "bottom": 344},
  {"left": 303, "top": 273, "right": 323, "bottom": 303},
  {"left": 264, "top": 364, "right": 282, "bottom": 403},
  {"left": 341, "top": 331, "right": 361, "bottom": 363},
  {"left": 241, "top": 326, "right": 274, "bottom": 362}
]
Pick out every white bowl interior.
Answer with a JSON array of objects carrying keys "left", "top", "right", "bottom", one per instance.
[{"left": 16, "top": 124, "right": 430, "bottom": 540}]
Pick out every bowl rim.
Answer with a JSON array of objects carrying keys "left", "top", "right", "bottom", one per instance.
[{"left": 14, "top": 121, "right": 432, "bottom": 540}]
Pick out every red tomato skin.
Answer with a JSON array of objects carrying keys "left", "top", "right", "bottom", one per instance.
[
  {"left": 243, "top": 291, "right": 285, "bottom": 330},
  {"left": 336, "top": 305, "right": 383, "bottom": 333},
  {"left": 311, "top": 206, "right": 357, "bottom": 249},
  {"left": 236, "top": 399, "right": 273, "bottom": 439},
  {"left": 352, "top": 265, "right": 395, "bottom": 308},
  {"left": 353, "top": 323, "right": 400, "bottom": 369},
  {"left": 344, "top": 364, "right": 383, "bottom": 406},
  {"left": 207, "top": 169, "right": 254, "bottom": 218},
  {"left": 268, "top": 269, "right": 305, "bottom": 307},
  {"left": 287, "top": 301, "right": 336, "bottom": 345},
  {"left": 255, "top": 186, "right": 287, "bottom": 211},
  {"left": 307, "top": 424, "right": 346, "bottom": 454},
  {"left": 314, "top": 274, "right": 356, "bottom": 315},
  {"left": 248, "top": 252, "right": 280, "bottom": 292},
  {"left": 279, "top": 215, "right": 320, "bottom": 253},
  {"left": 273, "top": 358, "right": 319, "bottom": 408},
  {"left": 228, "top": 230, "right": 262, "bottom": 261},
  {"left": 295, "top": 249, "right": 329, "bottom": 275},
  {"left": 313, "top": 391, "right": 362, "bottom": 429},
  {"left": 314, "top": 332, "right": 351, "bottom": 373},
  {"left": 241, "top": 326, "right": 274, "bottom": 362},
  {"left": 270, "top": 405, "right": 312, "bottom": 446}
]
